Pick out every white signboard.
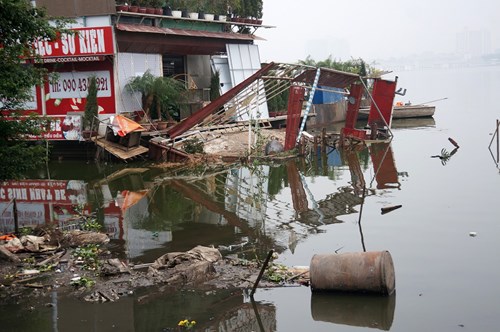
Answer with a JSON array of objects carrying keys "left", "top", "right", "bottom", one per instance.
[{"left": 49, "top": 70, "right": 111, "bottom": 99}]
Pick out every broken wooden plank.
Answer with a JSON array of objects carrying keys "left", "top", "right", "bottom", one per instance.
[{"left": 91, "top": 137, "right": 148, "bottom": 160}]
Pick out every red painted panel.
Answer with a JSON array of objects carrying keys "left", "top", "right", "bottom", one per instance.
[
  {"left": 44, "top": 60, "right": 116, "bottom": 116},
  {"left": 344, "top": 83, "right": 363, "bottom": 129},
  {"left": 340, "top": 127, "right": 367, "bottom": 140},
  {"left": 284, "top": 86, "right": 305, "bottom": 150},
  {"left": 368, "top": 79, "right": 397, "bottom": 128}
]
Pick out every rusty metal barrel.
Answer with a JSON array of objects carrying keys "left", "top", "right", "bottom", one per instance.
[{"left": 310, "top": 251, "right": 395, "bottom": 295}]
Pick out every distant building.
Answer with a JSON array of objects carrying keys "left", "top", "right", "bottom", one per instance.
[{"left": 456, "top": 28, "right": 491, "bottom": 58}]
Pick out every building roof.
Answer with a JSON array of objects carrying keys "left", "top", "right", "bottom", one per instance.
[
  {"left": 115, "top": 23, "right": 263, "bottom": 55},
  {"left": 293, "top": 67, "right": 360, "bottom": 89}
]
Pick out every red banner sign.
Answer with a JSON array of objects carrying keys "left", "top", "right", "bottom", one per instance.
[{"left": 34, "top": 26, "right": 115, "bottom": 58}]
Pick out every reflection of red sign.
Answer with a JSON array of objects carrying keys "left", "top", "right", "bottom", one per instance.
[
  {"left": 34, "top": 27, "right": 114, "bottom": 58},
  {"left": 0, "top": 180, "right": 86, "bottom": 204},
  {"left": 0, "top": 180, "right": 88, "bottom": 234}
]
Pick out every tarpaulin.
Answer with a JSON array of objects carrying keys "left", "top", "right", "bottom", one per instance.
[
  {"left": 118, "top": 190, "right": 148, "bottom": 211},
  {"left": 111, "top": 115, "right": 145, "bottom": 137}
]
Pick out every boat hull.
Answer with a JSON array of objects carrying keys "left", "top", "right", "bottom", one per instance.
[{"left": 358, "top": 105, "right": 435, "bottom": 120}]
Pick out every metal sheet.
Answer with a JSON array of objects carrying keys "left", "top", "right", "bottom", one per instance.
[
  {"left": 115, "top": 23, "right": 262, "bottom": 41},
  {"left": 293, "top": 68, "right": 360, "bottom": 89},
  {"left": 226, "top": 44, "right": 269, "bottom": 120}
]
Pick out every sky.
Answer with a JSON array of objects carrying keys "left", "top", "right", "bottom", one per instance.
[{"left": 256, "top": 0, "right": 500, "bottom": 64}]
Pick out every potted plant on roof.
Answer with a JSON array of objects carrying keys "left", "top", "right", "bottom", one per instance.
[
  {"left": 150, "top": 0, "right": 164, "bottom": 15},
  {"left": 129, "top": 0, "right": 140, "bottom": 12},
  {"left": 228, "top": 0, "right": 242, "bottom": 22},
  {"left": 137, "top": 0, "right": 147, "bottom": 14},
  {"left": 213, "top": 0, "right": 228, "bottom": 21},
  {"left": 116, "top": 2, "right": 129, "bottom": 12},
  {"left": 185, "top": 0, "right": 199, "bottom": 19},
  {"left": 203, "top": 0, "right": 216, "bottom": 21},
  {"left": 169, "top": 0, "right": 182, "bottom": 17}
]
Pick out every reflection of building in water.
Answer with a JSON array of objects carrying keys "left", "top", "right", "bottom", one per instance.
[
  {"left": 225, "top": 166, "right": 270, "bottom": 228},
  {"left": 0, "top": 180, "right": 87, "bottom": 233},
  {"left": 98, "top": 168, "right": 174, "bottom": 259}
]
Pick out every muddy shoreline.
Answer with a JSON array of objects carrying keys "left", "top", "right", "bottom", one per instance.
[{"left": 0, "top": 231, "right": 309, "bottom": 306}]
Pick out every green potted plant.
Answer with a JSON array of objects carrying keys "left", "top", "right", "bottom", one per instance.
[
  {"left": 150, "top": 0, "right": 164, "bottom": 14},
  {"left": 169, "top": 0, "right": 182, "bottom": 16},
  {"left": 125, "top": 70, "right": 186, "bottom": 124},
  {"left": 185, "top": 0, "right": 199, "bottom": 19},
  {"left": 129, "top": 0, "right": 140, "bottom": 12},
  {"left": 116, "top": 2, "right": 129, "bottom": 12},
  {"left": 212, "top": 0, "right": 228, "bottom": 21},
  {"left": 210, "top": 70, "right": 221, "bottom": 101},
  {"left": 83, "top": 76, "right": 98, "bottom": 138}
]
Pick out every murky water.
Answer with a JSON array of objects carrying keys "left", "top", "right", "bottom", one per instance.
[{"left": 2, "top": 65, "right": 500, "bottom": 331}]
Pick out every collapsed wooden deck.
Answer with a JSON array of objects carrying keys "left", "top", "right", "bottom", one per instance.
[{"left": 91, "top": 136, "right": 148, "bottom": 161}]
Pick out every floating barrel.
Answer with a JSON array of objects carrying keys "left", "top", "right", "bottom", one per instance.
[{"left": 310, "top": 251, "right": 395, "bottom": 295}]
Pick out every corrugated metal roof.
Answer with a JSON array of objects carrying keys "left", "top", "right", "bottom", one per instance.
[
  {"left": 115, "top": 23, "right": 264, "bottom": 41},
  {"left": 293, "top": 67, "right": 360, "bottom": 89}
]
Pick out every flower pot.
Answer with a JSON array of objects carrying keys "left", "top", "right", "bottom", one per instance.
[
  {"left": 146, "top": 7, "right": 155, "bottom": 14},
  {"left": 163, "top": 7, "right": 172, "bottom": 16},
  {"left": 116, "top": 4, "right": 129, "bottom": 12},
  {"left": 172, "top": 10, "right": 182, "bottom": 17},
  {"left": 129, "top": 5, "right": 139, "bottom": 13},
  {"left": 138, "top": 7, "right": 147, "bottom": 14},
  {"left": 155, "top": 8, "right": 163, "bottom": 15},
  {"left": 155, "top": 121, "right": 168, "bottom": 130},
  {"left": 217, "top": 15, "right": 227, "bottom": 22},
  {"left": 188, "top": 12, "right": 199, "bottom": 19},
  {"left": 181, "top": 10, "right": 189, "bottom": 18},
  {"left": 204, "top": 13, "right": 214, "bottom": 21}
]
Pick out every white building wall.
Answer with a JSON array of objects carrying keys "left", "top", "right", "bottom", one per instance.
[{"left": 114, "top": 52, "right": 163, "bottom": 115}]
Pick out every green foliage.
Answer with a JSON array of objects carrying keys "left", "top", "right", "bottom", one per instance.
[
  {"left": 183, "top": 137, "right": 205, "bottom": 154},
  {"left": 210, "top": 70, "right": 221, "bottom": 101},
  {"left": 0, "top": 114, "right": 51, "bottom": 179},
  {"left": 267, "top": 88, "right": 289, "bottom": 113},
  {"left": 0, "top": 0, "right": 68, "bottom": 109},
  {"left": 19, "top": 227, "right": 34, "bottom": 237},
  {"left": 298, "top": 55, "right": 375, "bottom": 76},
  {"left": 239, "top": 0, "right": 263, "bottom": 18},
  {"left": 73, "top": 205, "right": 102, "bottom": 231},
  {"left": 0, "top": 0, "right": 69, "bottom": 180},
  {"left": 70, "top": 276, "right": 96, "bottom": 288},
  {"left": 83, "top": 76, "right": 98, "bottom": 131},
  {"left": 73, "top": 244, "right": 100, "bottom": 271},
  {"left": 126, "top": 70, "right": 186, "bottom": 121}
]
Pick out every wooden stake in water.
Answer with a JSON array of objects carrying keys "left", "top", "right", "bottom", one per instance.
[
  {"left": 13, "top": 198, "right": 19, "bottom": 235},
  {"left": 251, "top": 250, "right": 274, "bottom": 296}
]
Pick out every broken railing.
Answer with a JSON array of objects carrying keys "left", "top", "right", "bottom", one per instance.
[{"left": 488, "top": 119, "right": 500, "bottom": 167}]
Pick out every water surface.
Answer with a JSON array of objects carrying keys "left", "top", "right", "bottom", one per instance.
[{"left": 1, "top": 65, "right": 500, "bottom": 331}]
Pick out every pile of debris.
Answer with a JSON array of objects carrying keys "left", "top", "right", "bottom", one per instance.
[{"left": 0, "top": 229, "right": 309, "bottom": 304}]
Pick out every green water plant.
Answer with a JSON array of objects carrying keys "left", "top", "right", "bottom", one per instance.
[{"left": 73, "top": 244, "right": 100, "bottom": 271}]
